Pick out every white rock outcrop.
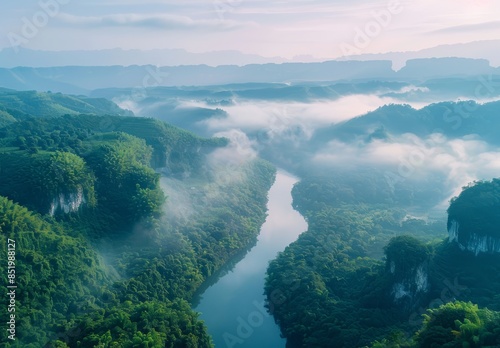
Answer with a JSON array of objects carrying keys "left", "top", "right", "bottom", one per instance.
[
  {"left": 49, "top": 187, "right": 85, "bottom": 216},
  {"left": 448, "top": 219, "right": 500, "bottom": 255}
]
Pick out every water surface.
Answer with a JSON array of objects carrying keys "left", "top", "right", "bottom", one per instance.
[{"left": 195, "top": 170, "right": 308, "bottom": 348}]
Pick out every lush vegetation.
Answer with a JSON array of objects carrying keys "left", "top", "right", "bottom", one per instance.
[
  {"left": 0, "top": 93, "right": 276, "bottom": 347},
  {"left": 292, "top": 171, "right": 446, "bottom": 222},
  {"left": 447, "top": 179, "right": 500, "bottom": 240},
  {"left": 310, "top": 100, "right": 500, "bottom": 147},
  {"left": 414, "top": 301, "right": 500, "bottom": 347},
  {"left": 0, "top": 88, "right": 132, "bottom": 123},
  {"left": 265, "top": 175, "right": 500, "bottom": 347},
  {"left": 371, "top": 301, "right": 500, "bottom": 347},
  {"left": 70, "top": 300, "right": 213, "bottom": 348},
  {"left": 264, "top": 213, "right": 436, "bottom": 347},
  {"left": 0, "top": 196, "right": 111, "bottom": 345},
  {"left": 0, "top": 151, "right": 96, "bottom": 215}
]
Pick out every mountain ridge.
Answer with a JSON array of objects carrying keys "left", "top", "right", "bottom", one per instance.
[
  {"left": 2, "top": 40, "right": 499, "bottom": 69},
  {"left": 340, "top": 39, "right": 500, "bottom": 69},
  {"left": 1, "top": 57, "right": 499, "bottom": 94}
]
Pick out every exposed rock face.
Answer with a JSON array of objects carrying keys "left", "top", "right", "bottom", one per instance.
[
  {"left": 446, "top": 179, "right": 500, "bottom": 255},
  {"left": 448, "top": 220, "right": 459, "bottom": 241},
  {"left": 49, "top": 187, "right": 85, "bottom": 216},
  {"left": 391, "top": 262, "right": 430, "bottom": 305},
  {"left": 385, "top": 235, "right": 431, "bottom": 310},
  {"left": 448, "top": 219, "right": 500, "bottom": 255}
]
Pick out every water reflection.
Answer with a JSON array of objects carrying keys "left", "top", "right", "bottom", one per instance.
[{"left": 194, "top": 170, "right": 308, "bottom": 348}]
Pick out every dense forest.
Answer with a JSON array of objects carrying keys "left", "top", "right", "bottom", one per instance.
[
  {"left": 0, "top": 90, "right": 276, "bottom": 347},
  {"left": 265, "top": 175, "right": 500, "bottom": 347},
  {"left": 309, "top": 100, "right": 500, "bottom": 148},
  {"left": 0, "top": 88, "right": 133, "bottom": 122},
  {"left": 3, "top": 86, "right": 500, "bottom": 347}
]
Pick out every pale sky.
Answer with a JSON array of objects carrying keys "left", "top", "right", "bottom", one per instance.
[{"left": 1, "top": 0, "right": 499, "bottom": 60}]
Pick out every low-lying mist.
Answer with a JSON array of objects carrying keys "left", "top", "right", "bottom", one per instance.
[
  {"left": 160, "top": 129, "right": 257, "bottom": 223},
  {"left": 112, "top": 82, "right": 500, "bottom": 218},
  {"left": 311, "top": 133, "right": 500, "bottom": 211}
]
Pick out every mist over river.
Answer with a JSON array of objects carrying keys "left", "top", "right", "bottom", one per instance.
[{"left": 194, "top": 170, "right": 308, "bottom": 348}]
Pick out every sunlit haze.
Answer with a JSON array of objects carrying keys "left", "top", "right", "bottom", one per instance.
[{"left": 1, "top": 0, "right": 499, "bottom": 62}]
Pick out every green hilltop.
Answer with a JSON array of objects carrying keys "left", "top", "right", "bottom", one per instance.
[{"left": 0, "top": 90, "right": 275, "bottom": 347}]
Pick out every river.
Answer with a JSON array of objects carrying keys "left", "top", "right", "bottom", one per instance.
[{"left": 194, "top": 170, "right": 308, "bottom": 348}]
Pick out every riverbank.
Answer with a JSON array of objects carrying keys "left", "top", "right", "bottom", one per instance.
[{"left": 194, "top": 170, "right": 308, "bottom": 348}]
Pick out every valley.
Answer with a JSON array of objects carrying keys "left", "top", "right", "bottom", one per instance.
[{"left": 1, "top": 57, "right": 500, "bottom": 347}]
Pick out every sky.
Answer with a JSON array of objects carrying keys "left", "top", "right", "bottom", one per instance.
[{"left": 0, "top": 0, "right": 499, "bottom": 60}]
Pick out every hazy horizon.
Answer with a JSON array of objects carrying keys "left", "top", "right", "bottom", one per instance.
[{"left": 1, "top": 0, "right": 500, "bottom": 65}]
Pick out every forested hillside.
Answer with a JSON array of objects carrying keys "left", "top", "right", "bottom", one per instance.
[
  {"left": 0, "top": 88, "right": 132, "bottom": 123},
  {"left": 0, "top": 92, "right": 276, "bottom": 347},
  {"left": 265, "top": 175, "right": 500, "bottom": 347},
  {"left": 310, "top": 100, "right": 500, "bottom": 148}
]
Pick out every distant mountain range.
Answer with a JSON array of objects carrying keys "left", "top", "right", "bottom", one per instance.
[
  {"left": 341, "top": 40, "right": 500, "bottom": 69},
  {"left": 0, "top": 40, "right": 498, "bottom": 70},
  {"left": 0, "top": 47, "right": 288, "bottom": 69},
  {"left": 0, "top": 57, "right": 499, "bottom": 94}
]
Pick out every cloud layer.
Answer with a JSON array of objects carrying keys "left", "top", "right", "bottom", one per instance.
[
  {"left": 56, "top": 13, "right": 242, "bottom": 30},
  {"left": 197, "top": 95, "right": 429, "bottom": 136}
]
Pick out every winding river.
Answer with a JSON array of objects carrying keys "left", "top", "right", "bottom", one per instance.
[{"left": 194, "top": 170, "right": 308, "bottom": 348}]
